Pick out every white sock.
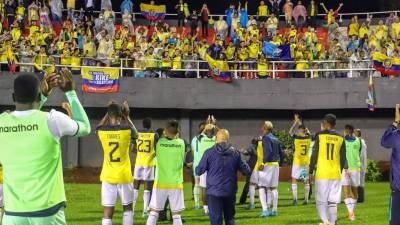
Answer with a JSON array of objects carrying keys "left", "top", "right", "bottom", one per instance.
[
  {"left": 146, "top": 211, "right": 158, "bottom": 225},
  {"left": 304, "top": 183, "right": 310, "bottom": 202},
  {"left": 291, "top": 184, "right": 298, "bottom": 201},
  {"left": 102, "top": 218, "right": 112, "bottom": 225},
  {"left": 344, "top": 198, "right": 352, "bottom": 213},
  {"left": 316, "top": 201, "right": 328, "bottom": 223},
  {"left": 123, "top": 211, "right": 133, "bottom": 225},
  {"left": 271, "top": 189, "right": 278, "bottom": 211},
  {"left": 249, "top": 185, "right": 256, "bottom": 205},
  {"left": 172, "top": 214, "right": 183, "bottom": 225},
  {"left": 143, "top": 190, "right": 151, "bottom": 213},
  {"left": 267, "top": 189, "right": 272, "bottom": 208},
  {"left": 351, "top": 198, "right": 357, "bottom": 213},
  {"left": 203, "top": 205, "right": 209, "bottom": 214},
  {"left": 194, "top": 185, "right": 200, "bottom": 207},
  {"left": 259, "top": 188, "right": 268, "bottom": 211},
  {"left": 328, "top": 203, "right": 337, "bottom": 225},
  {"left": 133, "top": 189, "right": 139, "bottom": 208}
]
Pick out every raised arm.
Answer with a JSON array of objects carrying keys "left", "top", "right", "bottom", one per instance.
[
  {"left": 320, "top": 3, "right": 328, "bottom": 13},
  {"left": 336, "top": 3, "right": 343, "bottom": 12},
  {"left": 58, "top": 69, "right": 91, "bottom": 137}
]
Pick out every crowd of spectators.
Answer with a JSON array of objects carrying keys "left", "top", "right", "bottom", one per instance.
[{"left": 0, "top": 0, "right": 399, "bottom": 78}]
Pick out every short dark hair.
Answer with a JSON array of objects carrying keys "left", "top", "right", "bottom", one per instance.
[
  {"left": 143, "top": 118, "right": 152, "bottom": 129},
  {"left": 345, "top": 124, "right": 355, "bottom": 133},
  {"left": 165, "top": 120, "right": 179, "bottom": 135},
  {"left": 323, "top": 114, "right": 336, "bottom": 127},
  {"left": 156, "top": 128, "right": 164, "bottom": 137},
  {"left": 107, "top": 103, "right": 123, "bottom": 118},
  {"left": 13, "top": 74, "right": 41, "bottom": 103}
]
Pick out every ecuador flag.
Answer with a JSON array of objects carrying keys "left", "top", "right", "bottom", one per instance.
[
  {"left": 372, "top": 52, "right": 400, "bottom": 76},
  {"left": 140, "top": 3, "right": 166, "bottom": 22},
  {"left": 204, "top": 53, "right": 232, "bottom": 82}
]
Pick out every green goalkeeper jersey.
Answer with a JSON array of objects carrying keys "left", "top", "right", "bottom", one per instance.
[
  {"left": 154, "top": 137, "right": 186, "bottom": 189},
  {"left": 0, "top": 111, "right": 65, "bottom": 215},
  {"left": 192, "top": 134, "right": 216, "bottom": 172},
  {"left": 345, "top": 137, "right": 362, "bottom": 170}
]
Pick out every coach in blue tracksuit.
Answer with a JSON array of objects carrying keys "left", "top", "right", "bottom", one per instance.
[
  {"left": 381, "top": 104, "right": 400, "bottom": 225},
  {"left": 196, "top": 129, "right": 251, "bottom": 225}
]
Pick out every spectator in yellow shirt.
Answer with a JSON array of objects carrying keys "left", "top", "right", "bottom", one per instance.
[
  {"left": 258, "top": 1, "right": 268, "bottom": 22},
  {"left": 70, "top": 48, "right": 81, "bottom": 75},
  {"left": 348, "top": 16, "right": 359, "bottom": 37}
]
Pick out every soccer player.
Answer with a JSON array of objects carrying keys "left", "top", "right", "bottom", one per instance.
[
  {"left": 258, "top": 121, "right": 284, "bottom": 217},
  {"left": 309, "top": 114, "right": 347, "bottom": 225},
  {"left": 192, "top": 116, "right": 217, "bottom": 215},
  {"left": 289, "top": 114, "right": 312, "bottom": 206},
  {"left": 380, "top": 104, "right": 400, "bottom": 225},
  {"left": 146, "top": 120, "right": 186, "bottom": 225},
  {"left": 239, "top": 137, "right": 262, "bottom": 209},
  {"left": 191, "top": 121, "right": 206, "bottom": 209},
  {"left": 341, "top": 124, "right": 361, "bottom": 221},
  {"left": 133, "top": 118, "right": 159, "bottom": 217},
  {"left": 97, "top": 101, "right": 137, "bottom": 225},
  {"left": 0, "top": 70, "right": 90, "bottom": 224},
  {"left": 354, "top": 129, "right": 367, "bottom": 203}
]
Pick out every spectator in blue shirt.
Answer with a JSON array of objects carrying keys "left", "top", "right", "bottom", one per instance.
[{"left": 381, "top": 104, "right": 400, "bottom": 225}]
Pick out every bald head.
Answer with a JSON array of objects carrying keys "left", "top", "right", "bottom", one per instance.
[{"left": 216, "top": 129, "right": 230, "bottom": 143}]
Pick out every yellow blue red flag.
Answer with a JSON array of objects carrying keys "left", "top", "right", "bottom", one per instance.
[
  {"left": 81, "top": 67, "right": 120, "bottom": 93},
  {"left": 372, "top": 52, "right": 400, "bottom": 76},
  {"left": 140, "top": 3, "right": 166, "bottom": 21}
]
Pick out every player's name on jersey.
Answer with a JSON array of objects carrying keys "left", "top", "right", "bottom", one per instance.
[
  {"left": 106, "top": 134, "right": 121, "bottom": 139},
  {"left": 0, "top": 124, "right": 39, "bottom": 133},
  {"left": 325, "top": 136, "right": 339, "bottom": 141},
  {"left": 159, "top": 143, "right": 183, "bottom": 148}
]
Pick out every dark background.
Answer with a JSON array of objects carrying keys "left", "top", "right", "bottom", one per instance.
[{"left": 70, "top": 0, "right": 399, "bottom": 15}]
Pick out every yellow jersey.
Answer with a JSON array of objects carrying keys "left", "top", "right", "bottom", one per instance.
[
  {"left": 312, "top": 130, "right": 346, "bottom": 180},
  {"left": 292, "top": 135, "right": 312, "bottom": 166},
  {"left": 258, "top": 5, "right": 268, "bottom": 16},
  {"left": 257, "top": 61, "right": 268, "bottom": 77},
  {"left": 135, "top": 131, "right": 157, "bottom": 167},
  {"left": 98, "top": 125, "right": 134, "bottom": 184},
  {"left": 255, "top": 140, "right": 264, "bottom": 171},
  {"left": 70, "top": 56, "right": 81, "bottom": 71}
]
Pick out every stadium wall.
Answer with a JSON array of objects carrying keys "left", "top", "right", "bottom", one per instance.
[{"left": 0, "top": 75, "right": 396, "bottom": 168}]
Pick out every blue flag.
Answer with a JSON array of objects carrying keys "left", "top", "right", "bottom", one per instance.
[{"left": 262, "top": 42, "right": 292, "bottom": 60}]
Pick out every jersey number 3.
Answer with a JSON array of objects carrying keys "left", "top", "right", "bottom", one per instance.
[
  {"left": 300, "top": 144, "right": 308, "bottom": 156},
  {"left": 138, "top": 140, "right": 151, "bottom": 153},
  {"left": 109, "top": 142, "right": 121, "bottom": 162}
]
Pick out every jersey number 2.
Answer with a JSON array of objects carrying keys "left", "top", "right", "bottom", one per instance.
[
  {"left": 326, "top": 143, "right": 335, "bottom": 161},
  {"left": 109, "top": 142, "right": 121, "bottom": 162}
]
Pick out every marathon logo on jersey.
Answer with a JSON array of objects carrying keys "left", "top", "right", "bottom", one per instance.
[
  {"left": 0, "top": 124, "right": 39, "bottom": 133},
  {"left": 159, "top": 143, "right": 183, "bottom": 148}
]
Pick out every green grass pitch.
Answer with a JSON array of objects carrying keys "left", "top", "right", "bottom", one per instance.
[{"left": 65, "top": 182, "right": 390, "bottom": 225}]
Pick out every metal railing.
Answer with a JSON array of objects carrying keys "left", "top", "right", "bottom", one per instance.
[
  {"left": 1, "top": 57, "right": 379, "bottom": 79},
  {"left": 65, "top": 8, "right": 399, "bottom": 23}
]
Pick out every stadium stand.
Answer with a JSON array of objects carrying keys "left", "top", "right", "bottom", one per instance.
[{"left": 0, "top": 0, "right": 399, "bottom": 79}]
